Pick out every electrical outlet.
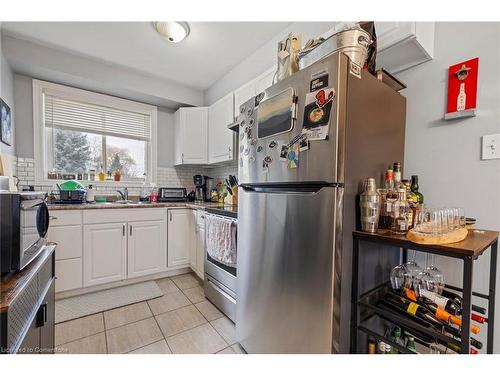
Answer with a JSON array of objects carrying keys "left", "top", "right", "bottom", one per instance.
[{"left": 481, "top": 134, "right": 500, "bottom": 160}]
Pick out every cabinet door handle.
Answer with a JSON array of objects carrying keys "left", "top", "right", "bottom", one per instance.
[
  {"left": 49, "top": 216, "right": 58, "bottom": 221},
  {"left": 122, "top": 224, "right": 125, "bottom": 237},
  {"left": 228, "top": 147, "right": 232, "bottom": 158},
  {"left": 181, "top": 153, "right": 184, "bottom": 163},
  {"left": 36, "top": 304, "right": 47, "bottom": 327},
  {"left": 169, "top": 211, "right": 172, "bottom": 221},
  {"left": 130, "top": 225, "right": 132, "bottom": 236}
]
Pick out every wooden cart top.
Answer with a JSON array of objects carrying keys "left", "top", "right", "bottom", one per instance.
[
  {"left": 353, "top": 229, "right": 499, "bottom": 258},
  {"left": 0, "top": 245, "right": 55, "bottom": 313}
]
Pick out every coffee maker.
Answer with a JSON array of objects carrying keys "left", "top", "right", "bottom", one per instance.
[{"left": 193, "top": 175, "right": 214, "bottom": 202}]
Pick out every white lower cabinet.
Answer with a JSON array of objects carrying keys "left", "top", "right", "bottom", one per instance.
[
  {"left": 167, "top": 209, "right": 192, "bottom": 267},
  {"left": 83, "top": 223, "right": 127, "bottom": 287},
  {"left": 128, "top": 220, "right": 166, "bottom": 278},
  {"left": 55, "top": 258, "right": 82, "bottom": 293}
]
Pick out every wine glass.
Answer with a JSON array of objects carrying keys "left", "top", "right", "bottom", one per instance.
[
  {"left": 390, "top": 263, "right": 409, "bottom": 291},
  {"left": 403, "top": 250, "right": 422, "bottom": 289},
  {"left": 425, "top": 253, "right": 445, "bottom": 294}
]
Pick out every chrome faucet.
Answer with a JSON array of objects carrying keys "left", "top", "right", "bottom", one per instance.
[{"left": 117, "top": 187, "right": 129, "bottom": 201}]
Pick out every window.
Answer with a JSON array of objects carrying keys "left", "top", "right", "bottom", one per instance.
[{"left": 33, "top": 80, "right": 157, "bottom": 184}]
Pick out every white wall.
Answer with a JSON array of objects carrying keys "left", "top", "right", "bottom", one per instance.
[
  {"left": 397, "top": 22, "right": 500, "bottom": 351},
  {"left": 204, "top": 22, "right": 334, "bottom": 105},
  {"left": 0, "top": 25, "right": 16, "bottom": 156}
]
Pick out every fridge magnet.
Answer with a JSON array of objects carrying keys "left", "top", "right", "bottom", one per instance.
[
  {"left": 444, "top": 57, "right": 479, "bottom": 120},
  {"left": 1, "top": 99, "right": 12, "bottom": 146},
  {"left": 279, "top": 144, "right": 289, "bottom": 162},
  {"left": 299, "top": 134, "right": 309, "bottom": 152},
  {"left": 302, "top": 88, "right": 335, "bottom": 140},
  {"left": 287, "top": 143, "right": 299, "bottom": 169}
]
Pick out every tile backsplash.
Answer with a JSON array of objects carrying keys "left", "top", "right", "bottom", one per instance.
[{"left": 13, "top": 157, "right": 239, "bottom": 196}]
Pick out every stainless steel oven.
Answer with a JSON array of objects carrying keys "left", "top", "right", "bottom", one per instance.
[
  {"left": 1, "top": 191, "right": 49, "bottom": 274},
  {"left": 204, "top": 209, "right": 237, "bottom": 322}
]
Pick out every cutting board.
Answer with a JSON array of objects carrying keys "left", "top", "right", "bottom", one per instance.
[{"left": 0, "top": 153, "right": 18, "bottom": 191}]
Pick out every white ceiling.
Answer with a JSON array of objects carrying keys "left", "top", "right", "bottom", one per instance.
[{"left": 1, "top": 22, "right": 290, "bottom": 91}]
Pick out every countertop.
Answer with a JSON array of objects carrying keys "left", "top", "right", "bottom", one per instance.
[
  {"left": 0, "top": 244, "right": 56, "bottom": 313},
  {"left": 48, "top": 201, "right": 237, "bottom": 212}
]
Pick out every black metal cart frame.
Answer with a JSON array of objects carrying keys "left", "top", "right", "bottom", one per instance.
[{"left": 351, "top": 230, "right": 498, "bottom": 354}]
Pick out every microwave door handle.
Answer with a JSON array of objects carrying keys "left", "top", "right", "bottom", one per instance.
[{"left": 36, "top": 202, "right": 50, "bottom": 238}]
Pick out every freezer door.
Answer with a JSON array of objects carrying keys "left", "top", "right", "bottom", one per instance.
[
  {"left": 236, "top": 185, "right": 341, "bottom": 353},
  {"left": 238, "top": 53, "right": 346, "bottom": 185}
]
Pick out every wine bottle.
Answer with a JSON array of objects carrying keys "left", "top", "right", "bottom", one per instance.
[
  {"left": 385, "top": 293, "right": 443, "bottom": 327},
  {"left": 471, "top": 313, "right": 488, "bottom": 324},
  {"left": 378, "top": 302, "right": 482, "bottom": 353},
  {"left": 441, "top": 289, "right": 487, "bottom": 315},
  {"left": 418, "top": 289, "right": 461, "bottom": 314},
  {"left": 368, "top": 337, "right": 376, "bottom": 354},
  {"left": 406, "top": 335, "right": 417, "bottom": 353},
  {"left": 425, "top": 303, "right": 481, "bottom": 335}
]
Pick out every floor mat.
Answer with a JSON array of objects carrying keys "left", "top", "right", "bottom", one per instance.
[{"left": 56, "top": 281, "right": 163, "bottom": 323}]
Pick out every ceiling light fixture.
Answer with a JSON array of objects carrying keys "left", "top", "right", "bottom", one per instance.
[{"left": 154, "top": 22, "right": 190, "bottom": 43}]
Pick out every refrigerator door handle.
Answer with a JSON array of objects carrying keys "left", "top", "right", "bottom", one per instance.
[{"left": 240, "top": 182, "right": 343, "bottom": 194}]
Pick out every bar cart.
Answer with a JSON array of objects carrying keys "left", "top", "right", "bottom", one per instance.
[{"left": 351, "top": 229, "right": 498, "bottom": 354}]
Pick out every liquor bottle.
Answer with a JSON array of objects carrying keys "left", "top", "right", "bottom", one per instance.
[
  {"left": 368, "top": 337, "right": 376, "bottom": 354},
  {"left": 406, "top": 336, "right": 417, "bottom": 353},
  {"left": 391, "top": 188, "right": 410, "bottom": 234},
  {"left": 410, "top": 175, "right": 424, "bottom": 205},
  {"left": 457, "top": 82, "right": 466, "bottom": 111},
  {"left": 393, "top": 162, "right": 402, "bottom": 189},
  {"left": 402, "top": 179, "right": 417, "bottom": 229},
  {"left": 471, "top": 313, "right": 488, "bottom": 324},
  {"left": 379, "top": 168, "right": 397, "bottom": 231},
  {"left": 389, "top": 326, "right": 405, "bottom": 354}
]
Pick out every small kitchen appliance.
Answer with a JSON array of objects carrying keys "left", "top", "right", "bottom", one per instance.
[
  {"left": 193, "top": 175, "right": 214, "bottom": 202},
  {"left": 1, "top": 191, "right": 49, "bottom": 274},
  {"left": 158, "top": 187, "right": 187, "bottom": 202}
]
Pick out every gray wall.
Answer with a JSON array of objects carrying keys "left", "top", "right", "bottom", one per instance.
[
  {"left": 0, "top": 25, "right": 16, "bottom": 156},
  {"left": 397, "top": 22, "right": 500, "bottom": 351},
  {"left": 205, "top": 22, "right": 335, "bottom": 105},
  {"left": 13, "top": 73, "right": 176, "bottom": 167}
]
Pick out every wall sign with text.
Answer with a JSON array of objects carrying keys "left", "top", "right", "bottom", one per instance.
[{"left": 445, "top": 57, "right": 479, "bottom": 120}]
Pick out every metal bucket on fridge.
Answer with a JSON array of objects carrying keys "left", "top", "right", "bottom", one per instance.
[
  {"left": 360, "top": 178, "right": 381, "bottom": 233},
  {"left": 297, "top": 28, "right": 372, "bottom": 72}
]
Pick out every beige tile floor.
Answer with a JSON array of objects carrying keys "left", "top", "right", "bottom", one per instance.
[{"left": 54, "top": 273, "right": 243, "bottom": 354}]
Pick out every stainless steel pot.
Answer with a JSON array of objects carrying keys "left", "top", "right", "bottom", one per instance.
[{"left": 297, "top": 29, "right": 372, "bottom": 72}]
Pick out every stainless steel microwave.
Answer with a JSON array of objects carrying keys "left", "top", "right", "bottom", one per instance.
[{"left": 1, "top": 191, "right": 49, "bottom": 274}]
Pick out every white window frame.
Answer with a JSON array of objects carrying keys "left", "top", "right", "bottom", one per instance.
[{"left": 33, "top": 79, "right": 158, "bottom": 186}]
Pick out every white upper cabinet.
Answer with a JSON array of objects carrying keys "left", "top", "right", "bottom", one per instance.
[
  {"left": 208, "top": 92, "right": 235, "bottom": 164},
  {"left": 375, "top": 22, "right": 435, "bottom": 74},
  {"left": 254, "top": 67, "right": 276, "bottom": 96},
  {"left": 233, "top": 67, "right": 275, "bottom": 118},
  {"left": 234, "top": 82, "right": 256, "bottom": 119},
  {"left": 174, "top": 107, "right": 208, "bottom": 165}
]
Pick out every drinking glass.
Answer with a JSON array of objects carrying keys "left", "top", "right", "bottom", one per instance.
[
  {"left": 425, "top": 253, "right": 445, "bottom": 294},
  {"left": 403, "top": 251, "right": 422, "bottom": 289},
  {"left": 390, "top": 263, "right": 409, "bottom": 291},
  {"left": 457, "top": 207, "right": 466, "bottom": 228},
  {"left": 414, "top": 254, "right": 441, "bottom": 295}
]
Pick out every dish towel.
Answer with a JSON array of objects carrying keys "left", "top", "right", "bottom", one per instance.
[{"left": 206, "top": 215, "right": 237, "bottom": 267}]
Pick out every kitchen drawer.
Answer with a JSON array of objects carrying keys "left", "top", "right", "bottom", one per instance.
[
  {"left": 55, "top": 258, "right": 82, "bottom": 293},
  {"left": 48, "top": 210, "right": 82, "bottom": 227},
  {"left": 48, "top": 225, "right": 82, "bottom": 260},
  {"left": 83, "top": 208, "right": 166, "bottom": 224},
  {"left": 196, "top": 209, "right": 206, "bottom": 227}
]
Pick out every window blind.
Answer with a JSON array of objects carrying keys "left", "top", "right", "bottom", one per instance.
[{"left": 44, "top": 94, "right": 151, "bottom": 141}]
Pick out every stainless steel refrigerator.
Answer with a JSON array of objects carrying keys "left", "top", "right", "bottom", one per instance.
[{"left": 236, "top": 52, "right": 406, "bottom": 353}]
